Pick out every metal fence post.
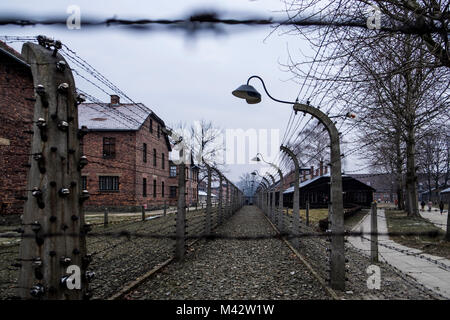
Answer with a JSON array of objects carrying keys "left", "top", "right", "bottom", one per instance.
[
  {"left": 371, "top": 202, "right": 378, "bottom": 262},
  {"left": 17, "top": 40, "right": 89, "bottom": 299}
]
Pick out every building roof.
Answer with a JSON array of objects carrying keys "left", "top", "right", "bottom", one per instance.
[
  {"left": 0, "top": 41, "right": 29, "bottom": 67},
  {"left": 349, "top": 173, "right": 394, "bottom": 193},
  {"left": 198, "top": 190, "right": 217, "bottom": 197},
  {"left": 283, "top": 173, "right": 375, "bottom": 194},
  {"left": 78, "top": 102, "right": 152, "bottom": 131},
  {"left": 441, "top": 187, "right": 450, "bottom": 194},
  {"left": 78, "top": 102, "right": 171, "bottom": 151}
]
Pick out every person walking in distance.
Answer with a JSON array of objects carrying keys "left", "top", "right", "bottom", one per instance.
[
  {"left": 439, "top": 200, "right": 444, "bottom": 215},
  {"left": 428, "top": 200, "right": 433, "bottom": 212},
  {"left": 421, "top": 200, "right": 425, "bottom": 211}
]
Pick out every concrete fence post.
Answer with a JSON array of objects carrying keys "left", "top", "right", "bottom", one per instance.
[
  {"left": 306, "top": 200, "right": 310, "bottom": 226},
  {"left": 446, "top": 200, "right": 450, "bottom": 242},
  {"left": 175, "top": 159, "right": 186, "bottom": 261},
  {"left": 293, "top": 103, "right": 345, "bottom": 291},
  {"left": 218, "top": 172, "right": 223, "bottom": 225},
  {"left": 18, "top": 39, "right": 89, "bottom": 299},
  {"left": 104, "top": 208, "right": 108, "bottom": 227},
  {"left": 163, "top": 200, "right": 167, "bottom": 216},
  {"left": 371, "top": 202, "right": 378, "bottom": 262},
  {"left": 280, "top": 145, "right": 301, "bottom": 248},
  {"left": 205, "top": 165, "right": 212, "bottom": 235}
]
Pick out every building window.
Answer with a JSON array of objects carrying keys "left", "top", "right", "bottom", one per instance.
[
  {"left": 149, "top": 119, "right": 153, "bottom": 133},
  {"left": 143, "top": 178, "right": 147, "bottom": 197},
  {"left": 99, "top": 176, "right": 119, "bottom": 191},
  {"left": 170, "top": 186, "right": 177, "bottom": 198},
  {"left": 81, "top": 176, "right": 87, "bottom": 190},
  {"left": 161, "top": 181, "right": 165, "bottom": 197},
  {"left": 103, "top": 137, "right": 116, "bottom": 159},
  {"left": 153, "top": 149, "right": 157, "bottom": 167},
  {"left": 153, "top": 179, "right": 157, "bottom": 197},
  {"left": 157, "top": 125, "right": 161, "bottom": 138},
  {"left": 143, "top": 143, "right": 147, "bottom": 163},
  {"left": 170, "top": 165, "right": 177, "bottom": 177},
  {"left": 162, "top": 153, "right": 165, "bottom": 169}
]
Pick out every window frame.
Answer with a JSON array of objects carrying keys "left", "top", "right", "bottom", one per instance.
[
  {"left": 143, "top": 177, "right": 147, "bottom": 197},
  {"left": 102, "top": 137, "right": 116, "bottom": 159},
  {"left": 99, "top": 176, "right": 120, "bottom": 192},
  {"left": 143, "top": 143, "right": 147, "bottom": 163}
]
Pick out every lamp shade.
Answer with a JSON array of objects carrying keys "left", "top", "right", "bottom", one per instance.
[{"left": 232, "top": 84, "right": 261, "bottom": 104}]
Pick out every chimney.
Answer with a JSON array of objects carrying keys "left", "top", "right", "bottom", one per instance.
[
  {"left": 310, "top": 166, "right": 314, "bottom": 179},
  {"left": 320, "top": 161, "right": 324, "bottom": 176},
  {"left": 110, "top": 94, "right": 120, "bottom": 105}
]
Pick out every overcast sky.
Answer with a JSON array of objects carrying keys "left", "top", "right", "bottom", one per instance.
[{"left": 0, "top": 0, "right": 363, "bottom": 183}]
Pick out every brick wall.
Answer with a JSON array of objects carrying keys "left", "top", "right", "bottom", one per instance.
[
  {"left": 167, "top": 162, "right": 199, "bottom": 207},
  {"left": 81, "top": 113, "right": 172, "bottom": 212},
  {"left": 81, "top": 130, "right": 137, "bottom": 211},
  {"left": 134, "top": 115, "right": 171, "bottom": 209},
  {"left": 0, "top": 42, "right": 34, "bottom": 218}
]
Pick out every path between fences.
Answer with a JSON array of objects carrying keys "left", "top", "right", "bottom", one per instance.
[{"left": 125, "top": 205, "right": 332, "bottom": 300}]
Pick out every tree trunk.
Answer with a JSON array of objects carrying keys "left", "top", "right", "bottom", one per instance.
[
  {"left": 405, "top": 126, "right": 419, "bottom": 217},
  {"left": 395, "top": 129, "right": 404, "bottom": 210}
]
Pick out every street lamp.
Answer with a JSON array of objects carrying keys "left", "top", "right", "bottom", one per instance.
[
  {"left": 233, "top": 75, "right": 346, "bottom": 291},
  {"left": 252, "top": 153, "right": 285, "bottom": 230}
]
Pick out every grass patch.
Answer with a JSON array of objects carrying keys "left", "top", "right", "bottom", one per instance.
[
  {"left": 385, "top": 210, "right": 450, "bottom": 259},
  {"left": 285, "top": 208, "right": 328, "bottom": 226},
  {"left": 285, "top": 207, "right": 369, "bottom": 230},
  {"left": 344, "top": 209, "right": 369, "bottom": 231}
]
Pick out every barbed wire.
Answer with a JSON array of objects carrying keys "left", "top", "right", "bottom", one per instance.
[{"left": 0, "top": 12, "right": 441, "bottom": 35}]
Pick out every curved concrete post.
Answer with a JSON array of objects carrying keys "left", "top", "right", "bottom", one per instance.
[
  {"left": 277, "top": 169, "right": 284, "bottom": 233},
  {"left": 280, "top": 145, "right": 301, "bottom": 248},
  {"left": 18, "top": 41, "right": 87, "bottom": 299},
  {"left": 268, "top": 174, "right": 276, "bottom": 223},
  {"left": 205, "top": 164, "right": 212, "bottom": 235},
  {"left": 262, "top": 177, "right": 270, "bottom": 215},
  {"left": 293, "top": 103, "right": 345, "bottom": 291},
  {"left": 212, "top": 168, "right": 223, "bottom": 226}
]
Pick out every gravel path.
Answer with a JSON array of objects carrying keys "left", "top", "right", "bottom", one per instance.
[
  {"left": 126, "top": 206, "right": 332, "bottom": 300},
  {"left": 280, "top": 212, "right": 441, "bottom": 300}
]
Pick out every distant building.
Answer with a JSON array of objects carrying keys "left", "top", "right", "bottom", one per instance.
[
  {"left": 0, "top": 41, "right": 34, "bottom": 218},
  {"left": 441, "top": 187, "right": 450, "bottom": 203},
  {"left": 350, "top": 174, "right": 397, "bottom": 202},
  {"left": 283, "top": 173, "right": 375, "bottom": 208},
  {"left": 78, "top": 95, "right": 172, "bottom": 212},
  {"left": 167, "top": 159, "right": 199, "bottom": 207}
]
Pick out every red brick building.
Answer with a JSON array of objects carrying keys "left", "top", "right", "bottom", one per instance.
[
  {"left": 167, "top": 159, "right": 199, "bottom": 206},
  {"left": 79, "top": 95, "right": 172, "bottom": 212},
  {"left": 0, "top": 41, "right": 34, "bottom": 219}
]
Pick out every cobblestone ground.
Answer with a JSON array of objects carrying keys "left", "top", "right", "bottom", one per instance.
[{"left": 126, "top": 206, "right": 332, "bottom": 300}]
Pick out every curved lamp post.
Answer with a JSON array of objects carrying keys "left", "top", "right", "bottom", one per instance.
[
  {"left": 252, "top": 153, "right": 284, "bottom": 231},
  {"left": 252, "top": 170, "right": 271, "bottom": 215},
  {"left": 233, "top": 76, "right": 345, "bottom": 291}
]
